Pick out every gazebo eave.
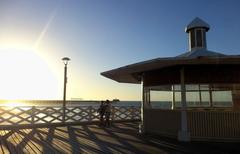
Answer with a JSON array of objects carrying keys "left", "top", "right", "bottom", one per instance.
[{"left": 101, "top": 55, "right": 240, "bottom": 84}]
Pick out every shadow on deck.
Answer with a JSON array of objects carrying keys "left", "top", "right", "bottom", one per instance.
[{"left": 0, "top": 121, "right": 239, "bottom": 154}]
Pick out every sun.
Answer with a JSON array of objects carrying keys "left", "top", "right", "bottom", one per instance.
[{"left": 0, "top": 48, "right": 59, "bottom": 100}]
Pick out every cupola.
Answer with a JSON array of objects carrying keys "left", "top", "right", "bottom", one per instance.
[{"left": 185, "top": 17, "right": 210, "bottom": 51}]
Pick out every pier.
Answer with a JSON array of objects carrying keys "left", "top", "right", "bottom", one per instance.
[
  {"left": 0, "top": 104, "right": 239, "bottom": 153},
  {"left": 0, "top": 121, "right": 239, "bottom": 153}
]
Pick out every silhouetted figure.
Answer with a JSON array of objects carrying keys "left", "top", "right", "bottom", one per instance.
[
  {"left": 98, "top": 101, "right": 106, "bottom": 126},
  {"left": 105, "top": 100, "right": 112, "bottom": 127}
]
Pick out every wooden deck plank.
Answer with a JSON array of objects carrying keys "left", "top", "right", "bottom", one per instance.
[
  {"left": 23, "top": 128, "right": 61, "bottom": 154},
  {"left": 15, "top": 129, "right": 41, "bottom": 154},
  {"left": 50, "top": 126, "right": 81, "bottom": 154},
  {"left": 0, "top": 131, "right": 10, "bottom": 154},
  {"left": 36, "top": 128, "right": 70, "bottom": 153},
  {"left": 10, "top": 131, "right": 26, "bottom": 153},
  {"left": 0, "top": 122, "right": 239, "bottom": 154},
  {"left": 19, "top": 129, "right": 44, "bottom": 154},
  {"left": 49, "top": 125, "right": 103, "bottom": 154},
  {"left": 0, "top": 131, "right": 5, "bottom": 154},
  {"left": 43, "top": 127, "right": 102, "bottom": 154},
  {"left": 2, "top": 130, "right": 17, "bottom": 154},
  {"left": 7, "top": 130, "right": 27, "bottom": 154},
  {"left": 41, "top": 128, "right": 74, "bottom": 153},
  {"left": 11, "top": 129, "right": 35, "bottom": 153}
]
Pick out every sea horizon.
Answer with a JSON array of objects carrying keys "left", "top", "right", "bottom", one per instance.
[{"left": 0, "top": 99, "right": 142, "bottom": 107}]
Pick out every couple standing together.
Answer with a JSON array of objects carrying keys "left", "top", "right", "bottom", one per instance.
[{"left": 98, "top": 100, "right": 112, "bottom": 127}]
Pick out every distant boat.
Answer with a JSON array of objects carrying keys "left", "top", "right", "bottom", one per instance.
[{"left": 112, "top": 99, "right": 120, "bottom": 102}]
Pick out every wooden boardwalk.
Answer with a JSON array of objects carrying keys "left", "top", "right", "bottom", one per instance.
[{"left": 0, "top": 122, "right": 239, "bottom": 154}]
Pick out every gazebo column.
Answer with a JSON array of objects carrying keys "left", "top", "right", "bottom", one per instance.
[
  {"left": 139, "top": 75, "right": 150, "bottom": 134},
  {"left": 209, "top": 85, "right": 213, "bottom": 108},
  {"left": 178, "top": 68, "right": 190, "bottom": 141},
  {"left": 172, "top": 85, "right": 175, "bottom": 109}
]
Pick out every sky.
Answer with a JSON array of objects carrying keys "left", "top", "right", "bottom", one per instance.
[{"left": 0, "top": 0, "right": 240, "bottom": 101}]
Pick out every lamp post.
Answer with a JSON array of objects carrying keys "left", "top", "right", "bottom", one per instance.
[{"left": 62, "top": 57, "right": 70, "bottom": 123}]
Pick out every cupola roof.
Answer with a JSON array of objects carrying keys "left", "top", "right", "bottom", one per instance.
[{"left": 185, "top": 17, "right": 210, "bottom": 33}]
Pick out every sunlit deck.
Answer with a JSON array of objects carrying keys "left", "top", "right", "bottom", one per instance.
[{"left": 0, "top": 121, "right": 239, "bottom": 154}]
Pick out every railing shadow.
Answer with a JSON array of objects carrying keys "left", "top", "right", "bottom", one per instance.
[
  {"left": 0, "top": 122, "right": 164, "bottom": 153},
  {"left": 0, "top": 121, "right": 239, "bottom": 153}
]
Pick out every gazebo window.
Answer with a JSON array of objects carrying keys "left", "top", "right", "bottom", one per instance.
[
  {"left": 212, "top": 91, "right": 233, "bottom": 107},
  {"left": 190, "top": 30, "right": 195, "bottom": 49},
  {"left": 174, "top": 84, "right": 210, "bottom": 108},
  {"left": 173, "top": 85, "right": 182, "bottom": 108},
  {"left": 186, "top": 91, "right": 201, "bottom": 107},
  {"left": 200, "top": 91, "right": 210, "bottom": 106},
  {"left": 174, "top": 85, "right": 181, "bottom": 91},
  {"left": 174, "top": 91, "right": 182, "bottom": 108},
  {"left": 147, "top": 84, "right": 233, "bottom": 109},
  {"left": 200, "top": 84, "right": 209, "bottom": 90},
  {"left": 150, "top": 90, "right": 172, "bottom": 109},
  {"left": 196, "top": 29, "right": 203, "bottom": 47}
]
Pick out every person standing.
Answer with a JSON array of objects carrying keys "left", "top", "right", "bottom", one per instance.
[
  {"left": 105, "top": 100, "right": 112, "bottom": 127},
  {"left": 98, "top": 101, "right": 106, "bottom": 126}
]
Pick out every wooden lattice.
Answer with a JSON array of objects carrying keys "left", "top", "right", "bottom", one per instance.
[{"left": 0, "top": 105, "right": 141, "bottom": 128}]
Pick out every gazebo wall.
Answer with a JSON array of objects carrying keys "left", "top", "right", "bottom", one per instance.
[
  {"left": 143, "top": 65, "right": 240, "bottom": 110},
  {"left": 143, "top": 66, "right": 180, "bottom": 86},
  {"left": 233, "top": 90, "right": 240, "bottom": 110},
  {"left": 144, "top": 108, "right": 240, "bottom": 141},
  {"left": 184, "top": 65, "right": 240, "bottom": 84},
  {"left": 143, "top": 65, "right": 240, "bottom": 87}
]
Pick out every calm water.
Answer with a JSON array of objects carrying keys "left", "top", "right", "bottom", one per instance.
[
  {"left": 0, "top": 100, "right": 141, "bottom": 107},
  {"left": 0, "top": 100, "right": 176, "bottom": 109}
]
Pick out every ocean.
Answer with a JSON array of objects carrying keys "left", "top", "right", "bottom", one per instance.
[
  {"left": 0, "top": 100, "right": 141, "bottom": 107},
  {"left": 0, "top": 100, "right": 176, "bottom": 109}
]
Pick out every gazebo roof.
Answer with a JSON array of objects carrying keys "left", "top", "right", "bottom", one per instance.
[
  {"left": 177, "top": 48, "right": 225, "bottom": 58},
  {"left": 101, "top": 50, "right": 240, "bottom": 84},
  {"left": 101, "top": 18, "right": 240, "bottom": 84}
]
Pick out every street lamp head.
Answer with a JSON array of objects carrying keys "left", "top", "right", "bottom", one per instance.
[{"left": 62, "top": 57, "right": 71, "bottom": 65}]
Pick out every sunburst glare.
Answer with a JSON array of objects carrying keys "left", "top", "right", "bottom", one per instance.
[{"left": 0, "top": 48, "right": 59, "bottom": 100}]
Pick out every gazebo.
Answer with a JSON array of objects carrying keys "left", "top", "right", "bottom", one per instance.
[{"left": 101, "top": 17, "right": 240, "bottom": 142}]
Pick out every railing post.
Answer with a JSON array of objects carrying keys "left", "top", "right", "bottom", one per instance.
[
  {"left": 31, "top": 106, "right": 35, "bottom": 125},
  {"left": 131, "top": 106, "right": 135, "bottom": 120},
  {"left": 88, "top": 106, "right": 92, "bottom": 122},
  {"left": 62, "top": 106, "right": 66, "bottom": 123},
  {"left": 139, "top": 106, "right": 141, "bottom": 120}
]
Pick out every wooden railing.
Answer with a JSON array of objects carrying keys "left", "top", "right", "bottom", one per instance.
[{"left": 0, "top": 106, "right": 140, "bottom": 129}]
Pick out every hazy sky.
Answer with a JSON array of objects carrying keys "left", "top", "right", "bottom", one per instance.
[{"left": 0, "top": 0, "right": 240, "bottom": 100}]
